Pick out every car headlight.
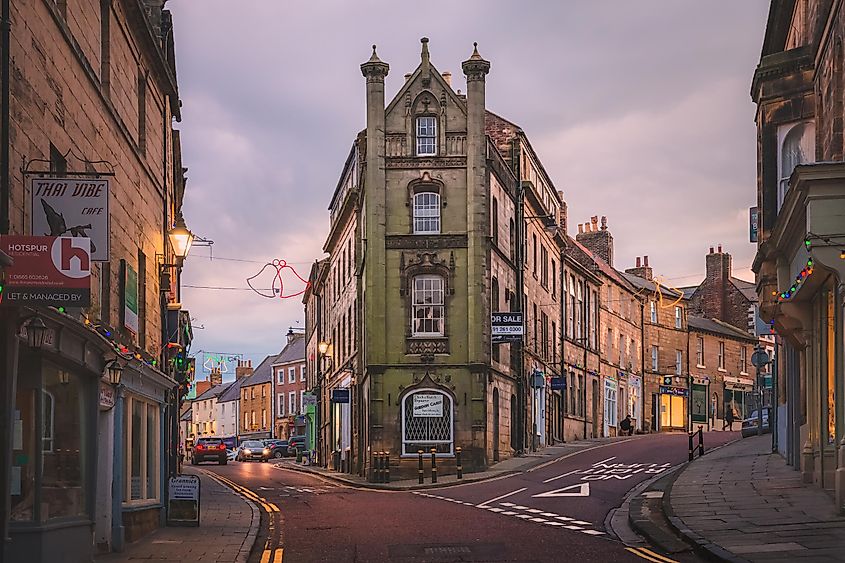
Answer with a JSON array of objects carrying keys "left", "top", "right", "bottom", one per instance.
[
  {"left": 244, "top": 449, "right": 251, "bottom": 454},
  {"left": 263, "top": 448, "right": 270, "bottom": 454}
]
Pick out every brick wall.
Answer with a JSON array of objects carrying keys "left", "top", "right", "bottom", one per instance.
[{"left": 688, "top": 247, "right": 755, "bottom": 332}]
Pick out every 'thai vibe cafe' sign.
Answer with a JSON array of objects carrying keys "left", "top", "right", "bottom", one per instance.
[{"left": 1, "top": 236, "right": 91, "bottom": 307}]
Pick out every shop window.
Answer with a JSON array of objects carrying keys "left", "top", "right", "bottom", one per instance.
[
  {"left": 125, "top": 395, "right": 159, "bottom": 503},
  {"left": 402, "top": 389, "right": 453, "bottom": 455}
]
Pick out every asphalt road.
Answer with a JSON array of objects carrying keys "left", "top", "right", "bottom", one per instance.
[{"left": 204, "top": 432, "right": 739, "bottom": 563}]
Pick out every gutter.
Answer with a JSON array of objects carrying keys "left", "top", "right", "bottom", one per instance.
[{"left": 1, "top": 0, "right": 9, "bottom": 235}]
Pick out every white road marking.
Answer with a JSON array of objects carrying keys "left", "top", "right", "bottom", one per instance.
[
  {"left": 477, "top": 487, "right": 527, "bottom": 508},
  {"left": 532, "top": 482, "right": 590, "bottom": 498},
  {"left": 540, "top": 512, "right": 558, "bottom": 517},
  {"left": 555, "top": 516, "right": 574, "bottom": 521},
  {"left": 564, "top": 525, "right": 583, "bottom": 530},
  {"left": 530, "top": 518, "right": 547, "bottom": 523},
  {"left": 487, "top": 507, "right": 504, "bottom": 512},
  {"left": 581, "top": 530, "right": 605, "bottom": 535},
  {"left": 545, "top": 522, "right": 567, "bottom": 527},
  {"left": 527, "top": 508, "right": 544, "bottom": 514},
  {"left": 501, "top": 511, "right": 517, "bottom": 516},
  {"left": 500, "top": 502, "right": 515, "bottom": 507},
  {"left": 571, "top": 520, "right": 592, "bottom": 526},
  {"left": 542, "top": 469, "right": 579, "bottom": 484}
]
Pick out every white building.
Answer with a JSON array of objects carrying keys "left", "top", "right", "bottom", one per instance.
[
  {"left": 217, "top": 379, "right": 244, "bottom": 439},
  {"left": 191, "top": 383, "right": 233, "bottom": 438}
]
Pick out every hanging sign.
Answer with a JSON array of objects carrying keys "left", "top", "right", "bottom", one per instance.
[
  {"left": 492, "top": 312, "right": 523, "bottom": 344},
  {"left": 749, "top": 207, "right": 758, "bottom": 243},
  {"left": 167, "top": 475, "right": 200, "bottom": 527},
  {"left": 412, "top": 393, "right": 443, "bottom": 417},
  {"left": 331, "top": 388, "right": 350, "bottom": 403},
  {"left": 30, "top": 177, "right": 109, "bottom": 261},
  {"left": 550, "top": 377, "right": 566, "bottom": 390},
  {"left": 1, "top": 235, "right": 91, "bottom": 307}
]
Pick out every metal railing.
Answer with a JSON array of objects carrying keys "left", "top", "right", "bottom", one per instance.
[{"left": 688, "top": 425, "right": 705, "bottom": 461}]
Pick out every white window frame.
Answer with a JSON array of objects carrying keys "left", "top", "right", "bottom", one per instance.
[
  {"left": 777, "top": 121, "right": 815, "bottom": 212},
  {"left": 277, "top": 368, "right": 283, "bottom": 385},
  {"left": 718, "top": 341, "right": 726, "bottom": 370},
  {"left": 300, "top": 390, "right": 305, "bottom": 412},
  {"left": 412, "top": 275, "right": 445, "bottom": 337},
  {"left": 278, "top": 394, "right": 285, "bottom": 416},
  {"left": 416, "top": 116, "right": 437, "bottom": 156},
  {"left": 675, "top": 350, "right": 683, "bottom": 376},
  {"left": 123, "top": 394, "right": 160, "bottom": 506},
  {"left": 413, "top": 191, "right": 441, "bottom": 234},
  {"left": 401, "top": 389, "right": 454, "bottom": 457},
  {"left": 288, "top": 367, "right": 296, "bottom": 384},
  {"left": 300, "top": 364, "right": 306, "bottom": 382},
  {"left": 651, "top": 345, "right": 659, "bottom": 372},
  {"left": 289, "top": 392, "right": 296, "bottom": 415},
  {"left": 604, "top": 380, "right": 618, "bottom": 428},
  {"left": 674, "top": 306, "right": 682, "bottom": 329},
  {"left": 650, "top": 301, "right": 657, "bottom": 324},
  {"left": 740, "top": 347, "right": 748, "bottom": 375},
  {"left": 696, "top": 336, "right": 704, "bottom": 367}
]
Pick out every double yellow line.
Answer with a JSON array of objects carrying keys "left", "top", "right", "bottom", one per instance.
[
  {"left": 213, "top": 473, "right": 280, "bottom": 513},
  {"left": 626, "top": 546, "right": 679, "bottom": 563},
  {"left": 260, "top": 548, "right": 284, "bottom": 563}
]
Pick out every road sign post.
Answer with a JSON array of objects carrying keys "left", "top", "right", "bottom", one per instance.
[{"left": 751, "top": 347, "right": 770, "bottom": 437}]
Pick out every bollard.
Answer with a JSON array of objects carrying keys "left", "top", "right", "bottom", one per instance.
[
  {"left": 418, "top": 450, "right": 424, "bottom": 484},
  {"left": 431, "top": 448, "right": 437, "bottom": 484},
  {"left": 688, "top": 431, "right": 694, "bottom": 462},
  {"left": 456, "top": 447, "right": 463, "bottom": 480},
  {"left": 377, "top": 451, "right": 384, "bottom": 483},
  {"left": 372, "top": 451, "right": 380, "bottom": 483},
  {"left": 384, "top": 451, "right": 390, "bottom": 483},
  {"left": 698, "top": 426, "right": 704, "bottom": 457}
]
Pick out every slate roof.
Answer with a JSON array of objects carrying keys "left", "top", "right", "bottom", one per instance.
[
  {"left": 688, "top": 316, "right": 757, "bottom": 342},
  {"left": 273, "top": 334, "right": 306, "bottom": 366},
  {"left": 730, "top": 277, "right": 758, "bottom": 303},
  {"left": 241, "top": 354, "right": 276, "bottom": 387},
  {"left": 678, "top": 285, "right": 698, "bottom": 300},
  {"left": 195, "top": 381, "right": 235, "bottom": 401},
  {"left": 217, "top": 378, "right": 244, "bottom": 403},
  {"left": 180, "top": 408, "right": 192, "bottom": 422},
  {"left": 564, "top": 236, "right": 637, "bottom": 292},
  {"left": 622, "top": 272, "right": 687, "bottom": 301}
]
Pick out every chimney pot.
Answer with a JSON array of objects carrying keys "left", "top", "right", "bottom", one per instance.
[
  {"left": 441, "top": 71, "right": 452, "bottom": 87},
  {"left": 718, "top": 244, "right": 722, "bottom": 253},
  {"left": 644, "top": 255, "right": 649, "bottom": 267},
  {"left": 591, "top": 215, "right": 599, "bottom": 227},
  {"left": 578, "top": 223, "right": 584, "bottom": 234},
  {"left": 636, "top": 257, "right": 641, "bottom": 267},
  {"left": 601, "top": 216, "right": 607, "bottom": 231},
  {"left": 404, "top": 73, "right": 412, "bottom": 82},
  {"left": 709, "top": 246, "right": 714, "bottom": 254}
]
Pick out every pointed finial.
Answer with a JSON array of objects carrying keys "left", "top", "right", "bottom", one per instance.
[
  {"left": 462, "top": 41, "right": 490, "bottom": 79},
  {"left": 362, "top": 43, "right": 389, "bottom": 80},
  {"left": 471, "top": 42, "right": 482, "bottom": 59},
  {"left": 368, "top": 44, "right": 381, "bottom": 63}
]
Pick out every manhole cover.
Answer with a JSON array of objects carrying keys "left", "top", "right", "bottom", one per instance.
[
  {"left": 388, "top": 543, "right": 506, "bottom": 560},
  {"left": 425, "top": 546, "right": 472, "bottom": 555}
]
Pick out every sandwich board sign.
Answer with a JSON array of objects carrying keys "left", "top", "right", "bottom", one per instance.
[{"left": 167, "top": 475, "right": 200, "bottom": 527}]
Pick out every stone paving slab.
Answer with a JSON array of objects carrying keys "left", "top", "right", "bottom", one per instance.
[
  {"left": 96, "top": 468, "right": 258, "bottom": 563},
  {"left": 668, "top": 435, "right": 845, "bottom": 562}
]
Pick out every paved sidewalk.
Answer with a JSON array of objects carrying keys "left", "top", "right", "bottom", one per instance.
[
  {"left": 667, "top": 435, "right": 845, "bottom": 562},
  {"left": 96, "top": 467, "right": 259, "bottom": 562},
  {"left": 278, "top": 435, "right": 645, "bottom": 490}
]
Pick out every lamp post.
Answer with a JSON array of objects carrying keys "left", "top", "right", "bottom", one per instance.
[{"left": 316, "top": 341, "right": 329, "bottom": 466}]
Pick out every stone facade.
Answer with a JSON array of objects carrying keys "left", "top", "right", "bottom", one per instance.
[
  {"left": 272, "top": 332, "right": 307, "bottom": 439},
  {"left": 686, "top": 246, "right": 757, "bottom": 333},
  {"left": 0, "top": 0, "right": 191, "bottom": 559},
  {"left": 751, "top": 0, "right": 845, "bottom": 510}
]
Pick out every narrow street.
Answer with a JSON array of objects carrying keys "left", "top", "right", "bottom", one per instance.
[{"left": 203, "top": 433, "right": 739, "bottom": 562}]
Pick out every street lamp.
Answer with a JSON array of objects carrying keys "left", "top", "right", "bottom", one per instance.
[
  {"left": 106, "top": 358, "right": 124, "bottom": 385},
  {"left": 167, "top": 213, "right": 194, "bottom": 263},
  {"left": 24, "top": 315, "right": 48, "bottom": 349},
  {"left": 315, "top": 341, "right": 331, "bottom": 466}
]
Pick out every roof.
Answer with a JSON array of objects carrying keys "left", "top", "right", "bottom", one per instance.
[
  {"left": 273, "top": 334, "right": 306, "bottom": 366},
  {"left": 622, "top": 273, "right": 687, "bottom": 301},
  {"left": 564, "top": 237, "right": 636, "bottom": 292},
  {"left": 688, "top": 316, "right": 757, "bottom": 342},
  {"left": 217, "top": 378, "right": 244, "bottom": 403},
  {"left": 195, "top": 381, "right": 235, "bottom": 401},
  {"left": 180, "top": 408, "right": 192, "bottom": 422},
  {"left": 730, "top": 277, "right": 758, "bottom": 303},
  {"left": 678, "top": 285, "right": 698, "bottom": 300},
  {"left": 241, "top": 354, "right": 276, "bottom": 387}
]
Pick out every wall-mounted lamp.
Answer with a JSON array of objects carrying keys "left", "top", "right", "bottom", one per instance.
[
  {"left": 106, "top": 359, "right": 124, "bottom": 385},
  {"left": 58, "top": 370, "right": 70, "bottom": 385},
  {"left": 23, "top": 315, "right": 48, "bottom": 349},
  {"left": 167, "top": 213, "right": 194, "bottom": 263}
]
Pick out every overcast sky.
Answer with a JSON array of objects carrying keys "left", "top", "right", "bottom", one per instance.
[{"left": 168, "top": 0, "right": 770, "bottom": 375}]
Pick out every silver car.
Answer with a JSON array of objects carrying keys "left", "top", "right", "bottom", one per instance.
[
  {"left": 741, "top": 409, "right": 771, "bottom": 437},
  {"left": 236, "top": 440, "right": 270, "bottom": 462}
]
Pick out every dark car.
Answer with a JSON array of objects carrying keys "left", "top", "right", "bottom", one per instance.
[
  {"left": 264, "top": 439, "right": 289, "bottom": 459},
  {"left": 287, "top": 435, "right": 307, "bottom": 456},
  {"left": 236, "top": 440, "right": 270, "bottom": 462},
  {"left": 741, "top": 408, "right": 771, "bottom": 438},
  {"left": 191, "top": 437, "right": 228, "bottom": 465}
]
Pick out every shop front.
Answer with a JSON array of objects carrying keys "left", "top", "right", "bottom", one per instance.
[
  {"left": 723, "top": 376, "right": 754, "bottom": 421},
  {"left": 690, "top": 376, "right": 711, "bottom": 428},
  {"left": 627, "top": 374, "right": 643, "bottom": 432},
  {"left": 658, "top": 385, "right": 687, "bottom": 431}
]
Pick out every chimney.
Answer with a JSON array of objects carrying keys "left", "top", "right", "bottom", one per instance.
[
  {"left": 404, "top": 73, "right": 412, "bottom": 82},
  {"left": 441, "top": 71, "right": 452, "bottom": 87},
  {"left": 625, "top": 255, "right": 653, "bottom": 281},
  {"left": 210, "top": 368, "right": 222, "bottom": 386},
  {"left": 556, "top": 191, "right": 568, "bottom": 235},
  {"left": 575, "top": 215, "right": 614, "bottom": 266},
  {"left": 195, "top": 380, "right": 211, "bottom": 398},
  {"left": 235, "top": 360, "right": 254, "bottom": 380},
  {"left": 578, "top": 223, "right": 583, "bottom": 234}
]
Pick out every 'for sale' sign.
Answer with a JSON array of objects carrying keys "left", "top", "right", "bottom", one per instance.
[{"left": 1, "top": 236, "right": 91, "bottom": 307}]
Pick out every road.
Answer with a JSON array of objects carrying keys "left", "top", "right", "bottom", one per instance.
[{"left": 202, "top": 432, "right": 739, "bottom": 563}]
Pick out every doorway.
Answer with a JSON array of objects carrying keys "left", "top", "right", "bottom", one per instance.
[
  {"left": 591, "top": 379, "right": 599, "bottom": 438},
  {"left": 493, "top": 389, "right": 500, "bottom": 462},
  {"left": 660, "top": 394, "right": 685, "bottom": 429}
]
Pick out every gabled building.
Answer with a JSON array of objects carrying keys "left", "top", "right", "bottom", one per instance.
[
  {"left": 191, "top": 382, "right": 234, "bottom": 439},
  {"left": 239, "top": 355, "right": 275, "bottom": 441},
  {"left": 273, "top": 331, "right": 307, "bottom": 439}
]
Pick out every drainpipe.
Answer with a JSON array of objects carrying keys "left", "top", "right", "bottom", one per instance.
[
  {"left": 559, "top": 250, "right": 565, "bottom": 444},
  {"left": 512, "top": 137, "right": 525, "bottom": 455},
  {"left": 1, "top": 0, "right": 10, "bottom": 235}
]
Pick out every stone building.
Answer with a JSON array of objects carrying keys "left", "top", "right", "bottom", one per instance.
[
  {"left": 568, "top": 220, "right": 645, "bottom": 437},
  {"left": 622, "top": 259, "right": 689, "bottom": 432},
  {"left": 751, "top": 0, "right": 845, "bottom": 507},
  {"left": 191, "top": 382, "right": 232, "bottom": 438},
  {"left": 273, "top": 330, "right": 307, "bottom": 439},
  {"left": 0, "top": 0, "right": 193, "bottom": 559},
  {"left": 686, "top": 246, "right": 758, "bottom": 333},
  {"left": 239, "top": 355, "right": 274, "bottom": 440},
  {"left": 306, "top": 39, "right": 569, "bottom": 480},
  {"left": 688, "top": 317, "right": 759, "bottom": 430}
]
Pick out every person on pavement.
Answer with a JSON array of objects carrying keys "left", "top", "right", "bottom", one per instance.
[
  {"left": 724, "top": 406, "right": 735, "bottom": 431},
  {"left": 619, "top": 415, "right": 634, "bottom": 436}
]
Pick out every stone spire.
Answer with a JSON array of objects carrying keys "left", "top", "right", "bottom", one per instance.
[
  {"left": 361, "top": 44, "right": 389, "bottom": 82},
  {"left": 462, "top": 42, "right": 490, "bottom": 81}
]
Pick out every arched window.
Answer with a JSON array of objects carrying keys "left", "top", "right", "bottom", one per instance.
[
  {"left": 402, "top": 389, "right": 453, "bottom": 455},
  {"left": 416, "top": 116, "right": 437, "bottom": 156},
  {"left": 413, "top": 192, "right": 440, "bottom": 234},
  {"left": 412, "top": 275, "right": 445, "bottom": 336},
  {"left": 778, "top": 122, "right": 814, "bottom": 210}
]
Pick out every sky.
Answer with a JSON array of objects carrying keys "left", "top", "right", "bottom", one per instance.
[{"left": 168, "top": 0, "right": 771, "bottom": 375}]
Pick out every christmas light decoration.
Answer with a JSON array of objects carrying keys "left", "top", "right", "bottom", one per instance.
[
  {"left": 246, "top": 258, "right": 311, "bottom": 300},
  {"left": 778, "top": 259, "right": 813, "bottom": 301}
]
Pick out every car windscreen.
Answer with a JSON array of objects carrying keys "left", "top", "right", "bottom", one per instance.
[
  {"left": 198, "top": 439, "right": 223, "bottom": 445},
  {"left": 243, "top": 441, "right": 264, "bottom": 448}
]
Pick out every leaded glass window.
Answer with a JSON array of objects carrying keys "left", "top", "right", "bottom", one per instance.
[{"left": 402, "top": 390, "right": 453, "bottom": 455}]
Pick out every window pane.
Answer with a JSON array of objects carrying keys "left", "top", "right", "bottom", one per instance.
[
  {"left": 11, "top": 383, "right": 37, "bottom": 522},
  {"left": 146, "top": 405, "right": 157, "bottom": 499},
  {"left": 413, "top": 192, "right": 440, "bottom": 233},
  {"left": 131, "top": 400, "right": 143, "bottom": 500}
]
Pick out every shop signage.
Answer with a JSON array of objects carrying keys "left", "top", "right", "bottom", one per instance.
[
  {"left": 98, "top": 382, "right": 115, "bottom": 410},
  {"left": 1, "top": 235, "right": 91, "bottom": 307},
  {"left": 167, "top": 475, "right": 200, "bottom": 527},
  {"left": 30, "top": 177, "right": 110, "bottom": 261},
  {"left": 550, "top": 377, "right": 566, "bottom": 390},
  {"left": 492, "top": 312, "right": 523, "bottom": 344},
  {"left": 530, "top": 369, "right": 545, "bottom": 389},
  {"left": 330, "top": 388, "right": 350, "bottom": 403},
  {"left": 749, "top": 206, "right": 758, "bottom": 243},
  {"left": 122, "top": 260, "right": 139, "bottom": 333},
  {"left": 659, "top": 386, "right": 688, "bottom": 397},
  {"left": 302, "top": 393, "right": 317, "bottom": 407},
  {"left": 412, "top": 393, "right": 443, "bottom": 417}
]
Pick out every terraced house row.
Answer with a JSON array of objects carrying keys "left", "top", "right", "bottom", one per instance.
[{"left": 302, "top": 39, "right": 771, "bottom": 482}]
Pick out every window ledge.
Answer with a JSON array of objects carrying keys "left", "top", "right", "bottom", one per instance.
[
  {"left": 740, "top": 371, "right": 749, "bottom": 376},
  {"left": 121, "top": 500, "right": 162, "bottom": 512},
  {"left": 696, "top": 364, "right": 706, "bottom": 369},
  {"left": 717, "top": 368, "right": 727, "bottom": 373}
]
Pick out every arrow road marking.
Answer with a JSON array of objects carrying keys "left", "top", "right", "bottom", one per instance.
[{"left": 532, "top": 482, "right": 590, "bottom": 498}]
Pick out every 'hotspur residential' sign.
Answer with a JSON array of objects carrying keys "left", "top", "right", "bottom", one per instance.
[
  {"left": 30, "top": 177, "right": 110, "bottom": 261},
  {"left": 491, "top": 312, "right": 523, "bottom": 344},
  {"left": 1, "top": 235, "right": 91, "bottom": 307}
]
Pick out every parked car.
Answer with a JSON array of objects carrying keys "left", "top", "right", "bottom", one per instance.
[
  {"left": 741, "top": 408, "right": 771, "bottom": 437},
  {"left": 287, "top": 435, "right": 307, "bottom": 456},
  {"left": 237, "top": 440, "right": 270, "bottom": 462},
  {"left": 264, "top": 439, "right": 290, "bottom": 459},
  {"left": 191, "top": 437, "right": 228, "bottom": 465},
  {"left": 226, "top": 448, "right": 238, "bottom": 462}
]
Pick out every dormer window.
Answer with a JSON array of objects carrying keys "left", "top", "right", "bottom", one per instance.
[{"left": 416, "top": 116, "right": 437, "bottom": 156}]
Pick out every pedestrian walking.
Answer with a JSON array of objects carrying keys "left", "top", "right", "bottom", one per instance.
[{"left": 724, "top": 405, "right": 735, "bottom": 431}]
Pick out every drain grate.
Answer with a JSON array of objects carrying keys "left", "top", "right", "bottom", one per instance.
[
  {"left": 388, "top": 543, "right": 507, "bottom": 561},
  {"left": 424, "top": 546, "right": 472, "bottom": 555}
]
